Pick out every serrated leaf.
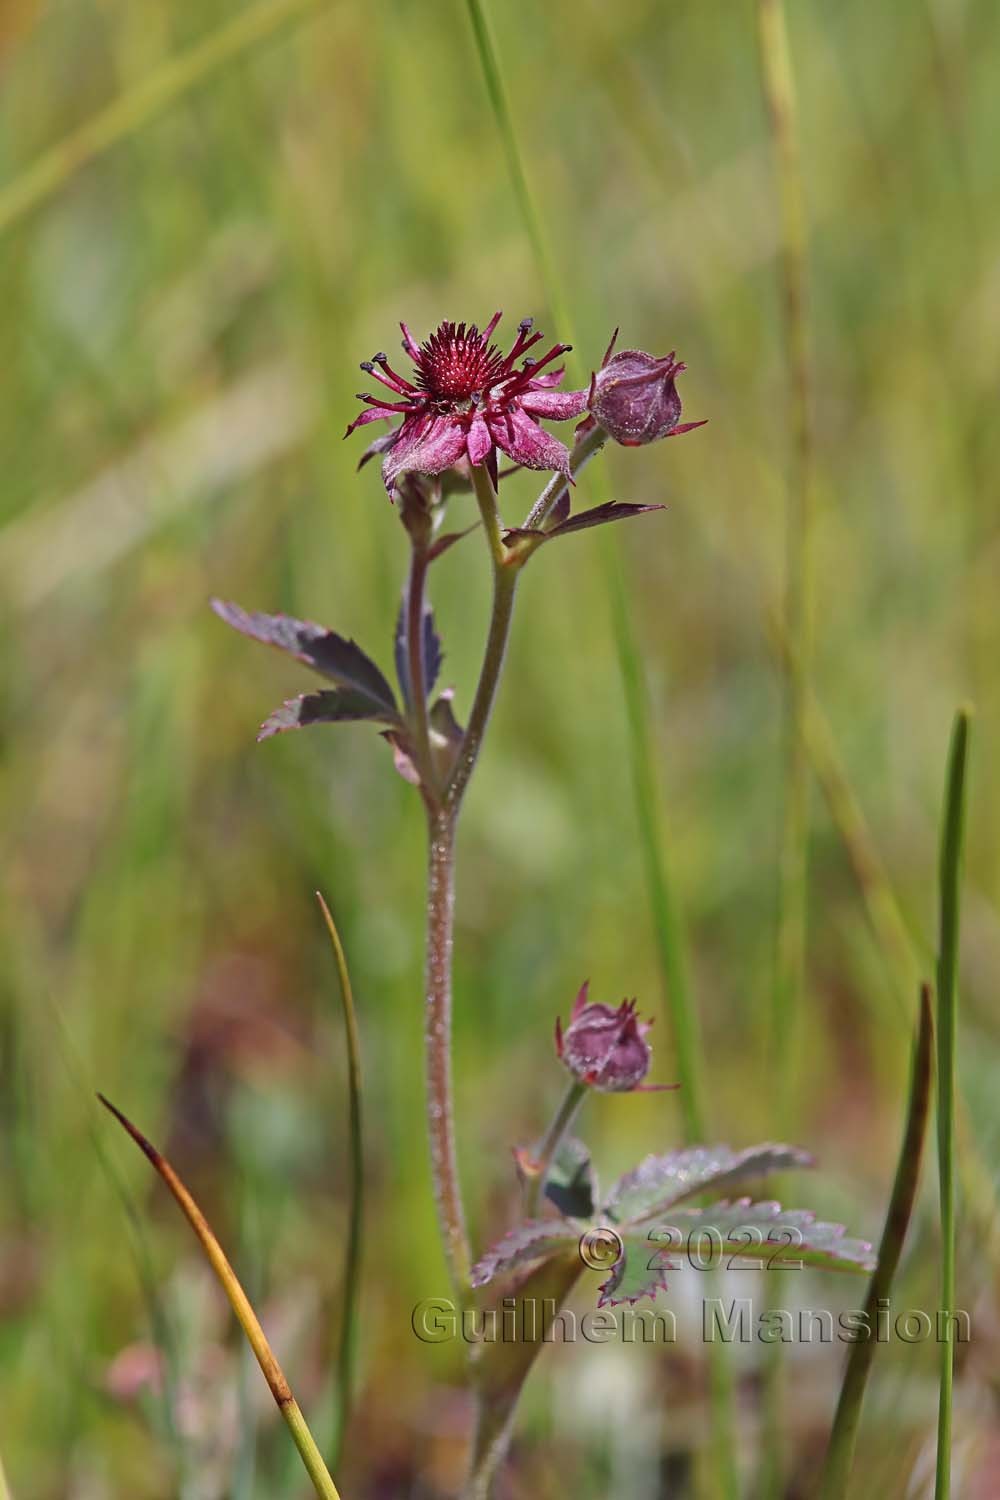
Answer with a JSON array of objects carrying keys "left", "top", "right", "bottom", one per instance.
[
  {"left": 470, "top": 1220, "right": 579, "bottom": 1290},
  {"left": 597, "top": 1201, "right": 875, "bottom": 1309},
  {"left": 605, "top": 1143, "right": 814, "bottom": 1227},
  {"left": 597, "top": 1233, "right": 671, "bottom": 1308},
  {"left": 211, "top": 599, "right": 398, "bottom": 717},
  {"left": 258, "top": 689, "right": 399, "bottom": 741},
  {"left": 393, "top": 596, "right": 443, "bottom": 710},
  {"left": 544, "top": 1137, "right": 597, "bottom": 1220}
]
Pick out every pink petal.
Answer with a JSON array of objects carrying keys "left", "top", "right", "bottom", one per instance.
[
  {"left": 519, "top": 387, "right": 590, "bottom": 420},
  {"left": 489, "top": 407, "right": 571, "bottom": 475},
  {"left": 357, "top": 425, "right": 402, "bottom": 471},
  {"left": 528, "top": 365, "right": 565, "bottom": 388},
  {"left": 344, "top": 406, "right": 398, "bottom": 437},
  {"left": 382, "top": 414, "right": 468, "bottom": 494},
  {"left": 466, "top": 411, "right": 493, "bottom": 467}
]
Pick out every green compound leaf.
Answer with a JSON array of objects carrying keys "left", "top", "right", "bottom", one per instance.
[
  {"left": 604, "top": 1142, "right": 814, "bottom": 1227},
  {"left": 597, "top": 1200, "right": 875, "bottom": 1309}
]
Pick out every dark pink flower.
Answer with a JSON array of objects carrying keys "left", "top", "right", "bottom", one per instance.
[
  {"left": 588, "top": 331, "right": 706, "bottom": 447},
  {"left": 555, "top": 982, "right": 675, "bottom": 1093},
  {"left": 346, "top": 313, "right": 588, "bottom": 495}
]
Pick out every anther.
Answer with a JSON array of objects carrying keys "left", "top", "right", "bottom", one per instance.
[
  {"left": 359, "top": 360, "right": 374, "bottom": 372},
  {"left": 373, "top": 351, "right": 388, "bottom": 364},
  {"left": 518, "top": 317, "right": 534, "bottom": 332}
]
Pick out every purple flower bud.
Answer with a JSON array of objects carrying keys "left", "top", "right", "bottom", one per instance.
[
  {"left": 555, "top": 983, "right": 673, "bottom": 1093},
  {"left": 588, "top": 331, "right": 706, "bottom": 447}
]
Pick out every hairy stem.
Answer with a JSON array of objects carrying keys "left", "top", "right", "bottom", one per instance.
[
  {"left": 424, "top": 812, "right": 473, "bottom": 1307},
  {"left": 523, "top": 422, "right": 608, "bottom": 531},
  {"left": 524, "top": 1080, "right": 586, "bottom": 1218}
]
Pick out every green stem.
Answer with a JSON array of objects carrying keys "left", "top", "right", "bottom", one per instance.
[
  {"left": 524, "top": 1080, "right": 586, "bottom": 1218},
  {"left": 935, "top": 708, "right": 971, "bottom": 1500},
  {"left": 0, "top": 1448, "right": 12, "bottom": 1500},
  {"left": 523, "top": 423, "right": 608, "bottom": 531},
  {"left": 445, "top": 469, "right": 518, "bottom": 815}
]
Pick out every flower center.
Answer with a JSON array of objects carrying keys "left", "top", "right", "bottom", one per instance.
[{"left": 415, "top": 322, "right": 503, "bottom": 402}]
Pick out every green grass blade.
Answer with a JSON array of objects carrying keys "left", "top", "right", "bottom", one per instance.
[
  {"left": 0, "top": 1447, "right": 12, "bottom": 1500},
  {"left": 605, "top": 546, "right": 707, "bottom": 1140},
  {"left": 316, "top": 893, "right": 365, "bottom": 1470},
  {"left": 753, "top": 5, "right": 815, "bottom": 1489},
  {"left": 98, "top": 1095, "right": 344, "bottom": 1500},
  {"left": 0, "top": 0, "right": 330, "bottom": 239},
  {"left": 935, "top": 707, "right": 971, "bottom": 1500},
  {"left": 818, "top": 985, "right": 934, "bottom": 1498}
]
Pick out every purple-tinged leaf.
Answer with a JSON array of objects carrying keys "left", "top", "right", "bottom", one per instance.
[
  {"left": 394, "top": 596, "right": 443, "bottom": 710},
  {"left": 428, "top": 524, "right": 477, "bottom": 562},
  {"left": 547, "top": 501, "right": 664, "bottom": 537},
  {"left": 596, "top": 1201, "right": 875, "bottom": 1309},
  {"left": 544, "top": 1136, "right": 598, "bottom": 1220},
  {"left": 211, "top": 599, "right": 398, "bottom": 716},
  {"left": 504, "top": 501, "right": 664, "bottom": 549},
  {"left": 470, "top": 1220, "right": 580, "bottom": 1290},
  {"left": 605, "top": 1143, "right": 814, "bottom": 1227},
  {"left": 258, "top": 689, "right": 398, "bottom": 741}
]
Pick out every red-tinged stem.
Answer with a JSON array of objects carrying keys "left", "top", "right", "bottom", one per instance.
[{"left": 424, "top": 811, "right": 474, "bottom": 1309}]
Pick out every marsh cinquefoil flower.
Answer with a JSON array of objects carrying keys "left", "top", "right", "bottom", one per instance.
[
  {"left": 555, "top": 983, "right": 673, "bottom": 1093},
  {"left": 346, "top": 313, "right": 588, "bottom": 495}
]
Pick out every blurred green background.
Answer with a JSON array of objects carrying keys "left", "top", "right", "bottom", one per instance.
[{"left": 1, "top": 0, "right": 997, "bottom": 1495}]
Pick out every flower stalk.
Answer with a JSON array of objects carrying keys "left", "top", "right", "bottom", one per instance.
[{"left": 523, "top": 1080, "right": 586, "bottom": 1218}]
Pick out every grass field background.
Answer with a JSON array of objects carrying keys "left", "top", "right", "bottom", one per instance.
[{"left": 1, "top": 0, "right": 998, "bottom": 1495}]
